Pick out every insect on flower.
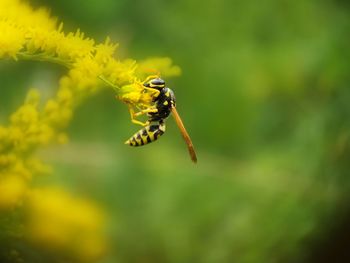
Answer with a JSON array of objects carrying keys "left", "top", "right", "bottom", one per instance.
[{"left": 116, "top": 76, "right": 197, "bottom": 163}]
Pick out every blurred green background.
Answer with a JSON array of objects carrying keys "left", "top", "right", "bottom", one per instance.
[{"left": 1, "top": 0, "right": 350, "bottom": 262}]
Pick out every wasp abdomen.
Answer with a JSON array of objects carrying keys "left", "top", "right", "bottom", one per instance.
[{"left": 125, "top": 122, "right": 166, "bottom": 146}]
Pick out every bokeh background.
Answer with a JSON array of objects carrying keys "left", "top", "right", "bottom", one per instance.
[{"left": 1, "top": 0, "right": 350, "bottom": 262}]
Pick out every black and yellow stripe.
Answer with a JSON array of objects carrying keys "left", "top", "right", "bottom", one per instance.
[
  {"left": 144, "top": 78, "right": 166, "bottom": 90},
  {"left": 149, "top": 83, "right": 165, "bottom": 89},
  {"left": 125, "top": 122, "right": 166, "bottom": 146}
]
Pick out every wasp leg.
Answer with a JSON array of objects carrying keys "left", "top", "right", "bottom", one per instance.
[
  {"left": 134, "top": 108, "right": 158, "bottom": 117},
  {"left": 128, "top": 106, "right": 149, "bottom": 126},
  {"left": 143, "top": 87, "right": 160, "bottom": 98}
]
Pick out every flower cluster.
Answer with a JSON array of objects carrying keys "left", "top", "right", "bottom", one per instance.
[
  {"left": 0, "top": 0, "right": 180, "bottom": 262},
  {"left": 25, "top": 187, "right": 107, "bottom": 262}
]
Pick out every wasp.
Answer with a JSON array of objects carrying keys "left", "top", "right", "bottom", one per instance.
[{"left": 123, "top": 76, "right": 197, "bottom": 163}]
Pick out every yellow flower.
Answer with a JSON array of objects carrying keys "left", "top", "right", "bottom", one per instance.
[
  {"left": 0, "top": 20, "right": 25, "bottom": 59},
  {"left": 0, "top": 0, "right": 182, "bottom": 262},
  {"left": 0, "top": 0, "right": 56, "bottom": 30},
  {"left": 94, "top": 37, "right": 118, "bottom": 64},
  {"left": 25, "top": 187, "right": 107, "bottom": 262},
  {"left": 137, "top": 57, "right": 182, "bottom": 79},
  {"left": 0, "top": 174, "right": 27, "bottom": 210},
  {"left": 56, "top": 29, "right": 95, "bottom": 61}
]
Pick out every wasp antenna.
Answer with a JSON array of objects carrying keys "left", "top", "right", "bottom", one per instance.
[{"left": 171, "top": 107, "right": 197, "bottom": 163}]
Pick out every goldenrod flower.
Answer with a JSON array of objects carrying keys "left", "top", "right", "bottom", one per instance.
[
  {"left": 0, "top": 0, "right": 181, "bottom": 261},
  {"left": 25, "top": 187, "right": 107, "bottom": 262},
  {"left": 0, "top": 175, "right": 27, "bottom": 210},
  {"left": 137, "top": 56, "right": 182, "bottom": 79}
]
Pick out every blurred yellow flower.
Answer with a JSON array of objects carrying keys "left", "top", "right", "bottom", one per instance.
[
  {"left": 25, "top": 187, "right": 107, "bottom": 262},
  {"left": 0, "top": 175, "right": 27, "bottom": 210},
  {"left": 137, "top": 56, "right": 182, "bottom": 79}
]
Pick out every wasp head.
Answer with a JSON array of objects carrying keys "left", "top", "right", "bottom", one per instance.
[{"left": 144, "top": 78, "right": 165, "bottom": 90}]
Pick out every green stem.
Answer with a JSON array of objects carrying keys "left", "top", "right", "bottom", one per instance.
[
  {"left": 16, "top": 52, "right": 73, "bottom": 68},
  {"left": 98, "top": 75, "right": 120, "bottom": 92}
]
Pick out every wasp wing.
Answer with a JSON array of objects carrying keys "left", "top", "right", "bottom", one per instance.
[{"left": 171, "top": 107, "right": 197, "bottom": 163}]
